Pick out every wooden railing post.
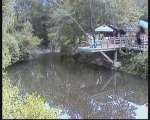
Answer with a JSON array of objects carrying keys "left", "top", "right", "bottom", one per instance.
[
  {"left": 119, "top": 36, "right": 121, "bottom": 48},
  {"left": 106, "top": 40, "right": 108, "bottom": 48},
  {"left": 114, "top": 37, "right": 116, "bottom": 48},
  {"left": 131, "top": 36, "right": 133, "bottom": 48},
  {"left": 141, "top": 35, "right": 144, "bottom": 48},
  {"left": 134, "top": 37, "right": 135, "bottom": 47},
  {"left": 144, "top": 36, "right": 146, "bottom": 48}
]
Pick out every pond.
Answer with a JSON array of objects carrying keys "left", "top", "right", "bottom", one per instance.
[{"left": 7, "top": 53, "right": 148, "bottom": 119}]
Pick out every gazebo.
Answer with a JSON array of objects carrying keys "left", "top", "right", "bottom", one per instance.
[{"left": 95, "top": 25, "right": 113, "bottom": 38}]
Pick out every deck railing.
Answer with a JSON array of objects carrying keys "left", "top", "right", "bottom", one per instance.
[{"left": 80, "top": 36, "right": 148, "bottom": 51}]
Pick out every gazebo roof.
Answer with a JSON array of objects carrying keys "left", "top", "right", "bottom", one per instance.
[
  {"left": 119, "top": 23, "right": 137, "bottom": 32},
  {"left": 109, "top": 25, "right": 119, "bottom": 30},
  {"left": 95, "top": 25, "right": 113, "bottom": 32}
]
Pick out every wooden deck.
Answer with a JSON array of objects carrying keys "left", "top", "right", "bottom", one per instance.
[
  {"left": 77, "top": 36, "right": 148, "bottom": 68},
  {"left": 131, "top": 47, "right": 148, "bottom": 52},
  {"left": 78, "top": 45, "right": 148, "bottom": 52},
  {"left": 78, "top": 45, "right": 125, "bottom": 53}
]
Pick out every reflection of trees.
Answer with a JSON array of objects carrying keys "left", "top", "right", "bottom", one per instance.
[
  {"left": 7, "top": 54, "right": 148, "bottom": 119},
  {"left": 87, "top": 94, "right": 137, "bottom": 119}
]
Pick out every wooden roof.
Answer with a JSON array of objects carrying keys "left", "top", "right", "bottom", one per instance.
[{"left": 118, "top": 23, "right": 137, "bottom": 32}]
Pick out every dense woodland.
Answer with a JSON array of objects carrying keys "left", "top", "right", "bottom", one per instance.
[
  {"left": 3, "top": 0, "right": 148, "bottom": 62},
  {"left": 2, "top": 0, "right": 148, "bottom": 119}
]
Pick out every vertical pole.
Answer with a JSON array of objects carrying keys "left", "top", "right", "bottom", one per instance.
[
  {"left": 107, "top": 39, "right": 108, "bottom": 48},
  {"left": 114, "top": 50, "right": 117, "bottom": 63},
  {"left": 114, "top": 37, "right": 116, "bottom": 48},
  {"left": 118, "top": 33, "right": 121, "bottom": 47},
  {"left": 114, "top": 74, "right": 116, "bottom": 87},
  {"left": 113, "top": 50, "right": 118, "bottom": 68}
]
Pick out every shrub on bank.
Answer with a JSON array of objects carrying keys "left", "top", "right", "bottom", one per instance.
[
  {"left": 120, "top": 51, "right": 148, "bottom": 78},
  {"left": 2, "top": 73, "right": 58, "bottom": 119}
]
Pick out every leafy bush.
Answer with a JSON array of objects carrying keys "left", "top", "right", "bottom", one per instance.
[
  {"left": 14, "top": 21, "right": 41, "bottom": 60},
  {"left": 2, "top": 40, "right": 12, "bottom": 69},
  {"left": 3, "top": 32, "right": 20, "bottom": 63},
  {"left": 3, "top": 73, "right": 58, "bottom": 119},
  {"left": 120, "top": 52, "right": 148, "bottom": 78}
]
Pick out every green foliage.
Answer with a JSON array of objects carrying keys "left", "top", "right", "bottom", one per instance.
[
  {"left": 2, "top": 1, "right": 58, "bottom": 119},
  {"left": 3, "top": 0, "right": 42, "bottom": 68},
  {"left": 14, "top": 21, "right": 41, "bottom": 60},
  {"left": 13, "top": 0, "right": 148, "bottom": 55},
  {"left": 3, "top": 32, "right": 20, "bottom": 65},
  {"left": 48, "top": 32, "right": 59, "bottom": 45},
  {"left": 120, "top": 52, "right": 148, "bottom": 78},
  {"left": 20, "top": 93, "right": 58, "bottom": 119},
  {"left": 2, "top": 33, "right": 12, "bottom": 69},
  {"left": 2, "top": 0, "right": 16, "bottom": 32},
  {"left": 3, "top": 73, "right": 58, "bottom": 119},
  {"left": 14, "top": 0, "right": 54, "bottom": 44},
  {"left": 110, "top": 0, "right": 143, "bottom": 24},
  {"left": 3, "top": 21, "right": 41, "bottom": 68}
]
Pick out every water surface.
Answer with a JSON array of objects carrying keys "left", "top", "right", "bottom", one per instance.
[{"left": 7, "top": 53, "right": 148, "bottom": 119}]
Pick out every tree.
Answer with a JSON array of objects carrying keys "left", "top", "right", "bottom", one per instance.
[{"left": 13, "top": 0, "right": 148, "bottom": 54}]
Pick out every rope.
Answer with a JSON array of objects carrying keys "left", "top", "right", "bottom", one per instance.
[{"left": 49, "top": 0, "right": 91, "bottom": 39}]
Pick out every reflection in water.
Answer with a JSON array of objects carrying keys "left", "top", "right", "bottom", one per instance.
[{"left": 7, "top": 53, "right": 148, "bottom": 119}]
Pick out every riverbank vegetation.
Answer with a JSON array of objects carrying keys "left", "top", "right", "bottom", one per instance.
[
  {"left": 120, "top": 51, "right": 148, "bottom": 78},
  {"left": 11, "top": 0, "right": 148, "bottom": 53},
  {"left": 3, "top": 73, "right": 58, "bottom": 119},
  {"left": 3, "top": 0, "right": 58, "bottom": 119},
  {"left": 2, "top": 0, "right": 148, "bottom": 119}
]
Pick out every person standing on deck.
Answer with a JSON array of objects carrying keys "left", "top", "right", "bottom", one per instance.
[
  {"left": 99, "top": 34, "right": 104, "bottom": 48},
  {"left": 139, "top": 27, "right": 146, "bottom": 48},
  {"left": 136, "top": 31, "right": 141, "bottom": 46},
  {"left": 88, "top": 34, "right": 95, "bottom": 48},
  {"left": 136, "top": 26, "right": 145, "bottom": 48}
]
